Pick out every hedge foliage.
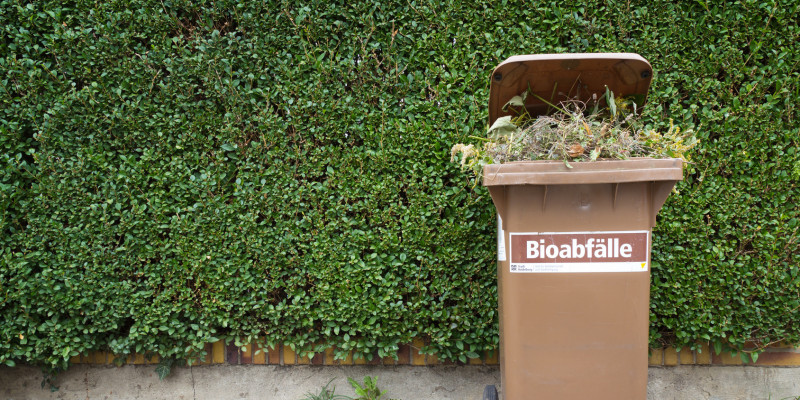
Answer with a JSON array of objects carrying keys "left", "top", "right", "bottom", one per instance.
[{"left": 1, "top": 0, "right": 798, "bottom": 369}]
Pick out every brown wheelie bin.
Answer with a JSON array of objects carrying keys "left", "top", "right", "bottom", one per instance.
[{"left": 482, "top": 54, "right": 683, "bottom": 399}]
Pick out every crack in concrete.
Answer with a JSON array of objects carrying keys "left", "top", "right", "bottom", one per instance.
[
  {"left": 85, "top": 368, "right": 89, "bottom": 400},
  {"left": 190, "top": 365, "right": 197, "bottom": 400}
]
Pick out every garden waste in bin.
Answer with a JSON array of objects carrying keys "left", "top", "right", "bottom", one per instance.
[{"left": 483, "top": 54, "right": 683, "bottom": 399}]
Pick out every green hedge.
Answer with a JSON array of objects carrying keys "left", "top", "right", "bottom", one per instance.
[{"left": 1, "top": 0, "right": 798, "bottom": 369}]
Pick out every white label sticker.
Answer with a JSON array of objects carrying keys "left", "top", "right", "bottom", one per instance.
[
  {"left": 508, "top": 231, "right": 649, "bottom": 273},
  {"left": 497, "top": 215, "right": 507, "bottom": 261}
]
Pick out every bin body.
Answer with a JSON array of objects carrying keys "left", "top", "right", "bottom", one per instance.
[{"left": 484, "top": 159, "right": 682, "bottom": 399}]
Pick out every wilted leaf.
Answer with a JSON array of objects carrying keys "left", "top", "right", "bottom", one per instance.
[
  {"left": 502, "top": 94, "right": 526, "bottom": 111},
  {"left": 568, "top": 143, "right": 584, "bottom": 157},
  {"left": 487, "top": 116, "right": 518, "bottom": 137}
]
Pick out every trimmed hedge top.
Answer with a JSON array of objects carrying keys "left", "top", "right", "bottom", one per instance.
[{"left": 1, "top": 0, "right": 799, "bottom": 369}]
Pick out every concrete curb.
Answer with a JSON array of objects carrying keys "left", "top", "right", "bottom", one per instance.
[
  {"left": 4, "top": 365, "right": 800, "bottom": 399},
  {"left": 1, "top": 365, "right": 500, "bottom": 400}
]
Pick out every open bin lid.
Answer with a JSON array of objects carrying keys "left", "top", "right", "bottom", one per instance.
[{"left": 488, "top": 53, "right": 653, "bottom": 126}]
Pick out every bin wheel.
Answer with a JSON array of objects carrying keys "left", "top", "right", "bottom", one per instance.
[{"left": 483, "top": 385, "right": 498, "bottom": 400}]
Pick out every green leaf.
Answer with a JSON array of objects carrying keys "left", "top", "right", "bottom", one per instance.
[
  {"left": 739, "top": 352, "right": 750, "bottom": 364},
  {"left": 155, "top": 363, "right": 171, "bottom": 380}
]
